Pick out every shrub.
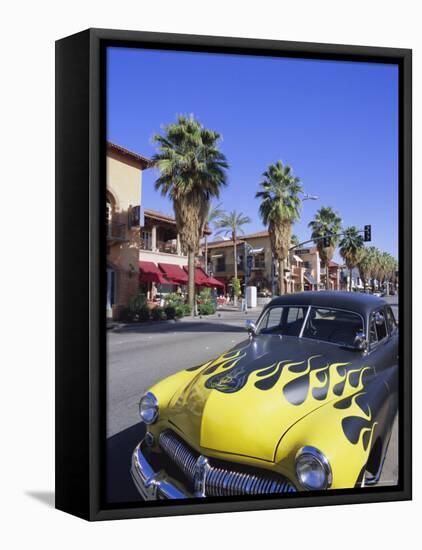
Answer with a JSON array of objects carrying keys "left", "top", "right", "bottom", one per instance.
[
  {"left": 232, "top": 277, "right": 241, "bottom": 298},
  {"left": 164, "top": 305, "right": 176, "bottom": 320},
  {"left": 165, "top": 292, "right": 183, "bottom": 307},
  {"left": 138, "top": 304, "right": 150, "bottom": 322},
  {"left": 182, "top": 303, "right": 192, "bottom": 316},
  {"left": 151, "top": 306, "right": 165, "bottom": 321},
  {"left": 198, "top": 287, "right": 212, "bottom": 304},
  {"left": 120, "top": 307, "right": 134, "bottom": 322},
  {"left": 174, "top": 305, "right": 184, "bottom": 319},
  {"left": 129, "top": 292, "right": 147, "bottom": 312},
  {"left": 198, "top": 303, "right": 215, "bottom": 316}
]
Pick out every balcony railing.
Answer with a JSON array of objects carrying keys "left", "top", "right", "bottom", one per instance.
[
  {"left": 140, "top": 238, "right": 180, "bottom": 255},
  {"left": 140, "top": 238, "right": 152, "bottom": 251},
  {"left": 107, "top": 221, "right": 126, "bottom": 241},
  {"left": 157, "top": 240, "right": 178, "bottom": 254},
  {"left": 214, "top": 261, "right": 266, "bottom": 274}
]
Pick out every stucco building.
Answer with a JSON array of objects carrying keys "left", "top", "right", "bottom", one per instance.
[
  {"left": 205, "top": 233, "right": 344, "bottom": 294},
  {"left": 106, "top": 142, "right": 151, "bottom": 319},
  {"left": 139, "top": 209, "right": 220, "bottom": 300},
  {"left": 205, "top": 231, "right": 321, "bottom": 294}
]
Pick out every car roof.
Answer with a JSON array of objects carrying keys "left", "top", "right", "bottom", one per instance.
[{"left": 267, "top": 291, "right": 387, "bottom": 317}]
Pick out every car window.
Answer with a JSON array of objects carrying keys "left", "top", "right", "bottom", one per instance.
[
  {"left": 264, "top": 308, "right": 282, "bottom": 330},
  {"left": 302, "top": 307, "right": 363, "bottom": 346},
  {"left": 287, "top": 307, "right": 304, "bottom": 323},
  {"left": 374, "top": 310, "right": 388, "bottom": 342},
  {"left": 259, "top": 306, "right": 307, "bottom": 336},
  {"left": 369, "top": 318, "right": 378, "bottom": 345},
  {"left": 385, "top": 307, "right": 397, "bottom": 333}
]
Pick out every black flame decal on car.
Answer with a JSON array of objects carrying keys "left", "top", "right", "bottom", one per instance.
[
  {"left": 189, "top": 350, "right": 378, "bottom": 452},
  {"left": 201, "top": 353, "right": 357, "bottom": 405},
  {"left": 334, "top": 385, "right": 378, "bottom": 451}
]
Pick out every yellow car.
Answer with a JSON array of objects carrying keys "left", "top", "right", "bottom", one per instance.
[{"left": 131, "top": 292, "right": 398, "bottom": 499}]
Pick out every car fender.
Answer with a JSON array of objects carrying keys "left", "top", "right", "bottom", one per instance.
[{"left": 274, "top": 392, "right": 381, "bottom": 489}]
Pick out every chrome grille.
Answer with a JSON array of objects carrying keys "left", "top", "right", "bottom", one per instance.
[
  {"left": 158, "top": 429, "right": 296, "bottom": 496},
  {"left": 158, "top": 429, "right": 198, "bottom": 480}
]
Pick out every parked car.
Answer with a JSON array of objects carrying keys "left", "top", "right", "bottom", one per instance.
[{"left": 131, "top": 292, "right": 398, "bottom": 499}]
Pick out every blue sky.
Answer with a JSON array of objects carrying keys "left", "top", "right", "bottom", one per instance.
[{"left": 107, "top": 47, "right": 398, "bottom": 260}]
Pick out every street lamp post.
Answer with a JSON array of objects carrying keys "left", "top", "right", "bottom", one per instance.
[{"left": 243, "top": 241, "right": 255, "bottom": 310}]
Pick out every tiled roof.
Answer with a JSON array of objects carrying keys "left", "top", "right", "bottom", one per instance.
[
  {"left": 206, "top": 239, "right": 243, "bottom": 249},
  {"left": 144, "top": 208, "right": 211, "bottom": 234},
  {"left": 206, "top": 230, "right": 268, "bottom": 249},
  {"left": 242, "top": 230, "right": 269, "bottom": 239},
  {"left": 107, "top": 142, "right": 152, "bottom": 169},
  {"left": 144, "top": 208, "right": 177, "bottom": 224}
]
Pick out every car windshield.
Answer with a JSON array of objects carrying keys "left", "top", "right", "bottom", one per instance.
[
  {"left": 302, "top": 307, "right": 364, "bottom": 346},
  {"left": 258, "top": 306, "right": 308, "bottom": 337},
  {"left": 258, "top": 305, "right": 364, "bottom": 346}
]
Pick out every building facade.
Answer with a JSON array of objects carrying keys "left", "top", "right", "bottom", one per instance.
[
  {"left": 106, "top": 142, "right": 151, "bottom": 319},
  {"left": 205, "top": 232, "right": 323, "bottom": 295},
  {"left": 139, "top": 209, "right": 188, "bottom": 299},
  {"left": 139, "top": 209, "right": 217, "bottom": 300},
  {"left": 205, "top": 233, "right": 345, "bottom": 294}
]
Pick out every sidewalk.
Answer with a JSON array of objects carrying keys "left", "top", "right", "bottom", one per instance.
[{"left": 108, "top": 305, "right": 264, "bottom": 333}]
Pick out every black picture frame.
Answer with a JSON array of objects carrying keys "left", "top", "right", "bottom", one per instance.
[{"left": 55, "top": 28, "right": 412, "bottom": 521}]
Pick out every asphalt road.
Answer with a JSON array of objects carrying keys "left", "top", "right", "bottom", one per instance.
[
  {"left": 107, "top": 309, "right": 253, "bottom": 437},
  {"left": 107, "top": 308, "right": 252, "bottom": 502},
  {"left": 106, "top": 295, "right": 399, "bottom": 502}
]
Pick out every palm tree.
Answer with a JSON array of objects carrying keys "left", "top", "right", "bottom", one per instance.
[
  {"left": 389, "top": 256, "right": 399, "bottom": 292},
  {"left": 356, "top": 247, "right": 373, "bottom": 292},
  {"left": 367, "top": 246, "right": 381, "bottom": 291},
  {"left": 290, "top": 234, "right": 300, "bottom": 249},
  {"left": 339, "top": 226, "right": 364, "bottom": 291},
  {"left": 256, "top": 161, "right": 303, "bottom": 295},
  {"left": 203, "top": 202, "right": 224, "bottom": 274},
  {"left": 384, "top": 254, "right": 398, "bottom": 292},
  {"left": 376, "top": 252, "right": 388, "bottom": 290},
  {"left": 152, "top": 115, "right": 228, "bottom": 311},
  {"left": 308, "top": 207, "right": 342, "bottom": 290},
  {"left": 214, "top": 210, "right": 251, "bottom": 305},
  {"left": 379, "top": 251, "right": 397, "bottom": 293}
]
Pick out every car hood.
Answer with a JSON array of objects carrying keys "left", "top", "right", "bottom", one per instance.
[{"left": 166, "top": 335, "right": 370, "bottom": 462}]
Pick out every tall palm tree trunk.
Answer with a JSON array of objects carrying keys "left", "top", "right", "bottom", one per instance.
[
  {"left": 326, "top": 263, "right": 330, "bottom": 290},
  {"left": 279, "top": 259, "right": 285, "bottom": 295},
  {"left": 188, "top": 250, "right": 196, "bottom": 314},
  {"left": 204, "top": 235, "right": 208, "bottom": 274},
  {"left": 233, "top": 236, "right": 238, "bottom": 306}
]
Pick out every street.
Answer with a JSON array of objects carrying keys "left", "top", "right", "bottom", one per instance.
[{"left": 106, "top": 296, "right": 399, "bottom": 502}]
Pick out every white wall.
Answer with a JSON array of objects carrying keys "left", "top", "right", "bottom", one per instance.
[
  {"left": 1, "top": 2, "right": 419, "bottom": 550},
  {"left": 140, "top": 249, "right": 187, "bottom": 267}
]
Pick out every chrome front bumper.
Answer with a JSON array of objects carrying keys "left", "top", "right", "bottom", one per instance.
[{"left": 131, "top": 439, "right": 192, "bottom": 500}]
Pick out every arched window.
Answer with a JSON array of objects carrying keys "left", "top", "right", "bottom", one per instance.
[{"left": 106, "top": 200, "right": 113, "bottom": 223}]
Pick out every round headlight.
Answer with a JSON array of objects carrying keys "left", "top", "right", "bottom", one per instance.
[
  {"left": 139, "top": 392, "right": 158, "bottom": 424},
  {"left": 295, "top": 446, "right": 332, "bottom": 490}
]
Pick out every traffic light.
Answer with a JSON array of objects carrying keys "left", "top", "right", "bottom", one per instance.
[
  {"left": 364, "top": 224, "right": 371, "bottom": 242},
  {"left": 323, "top": 235, "right": 331, "bottom": 247}
]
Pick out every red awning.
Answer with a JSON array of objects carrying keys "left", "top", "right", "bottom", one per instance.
[
  {"left": 206, "top": 275, "right": 225, "bottom": 289},
  {"left": 158, "top": 263, "right": 188, "bottom": 285},
  {"left": 139, "top": 261, "right": 170, "bottom": 285},
  {"left": 183, "top": 266, "right": 225, "bottom": 288}
]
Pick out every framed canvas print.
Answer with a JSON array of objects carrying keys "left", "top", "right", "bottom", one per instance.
[{"left": 55, "top": 28, "right": 412, "bottom": 521}]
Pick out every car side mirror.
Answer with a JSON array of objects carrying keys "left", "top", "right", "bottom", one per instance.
[
  {"left": 245, "top": 320, "right": 257, "bottom": 337},
  {"left": 354, "top": 330, "right": 368, "bottom": 351}
]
